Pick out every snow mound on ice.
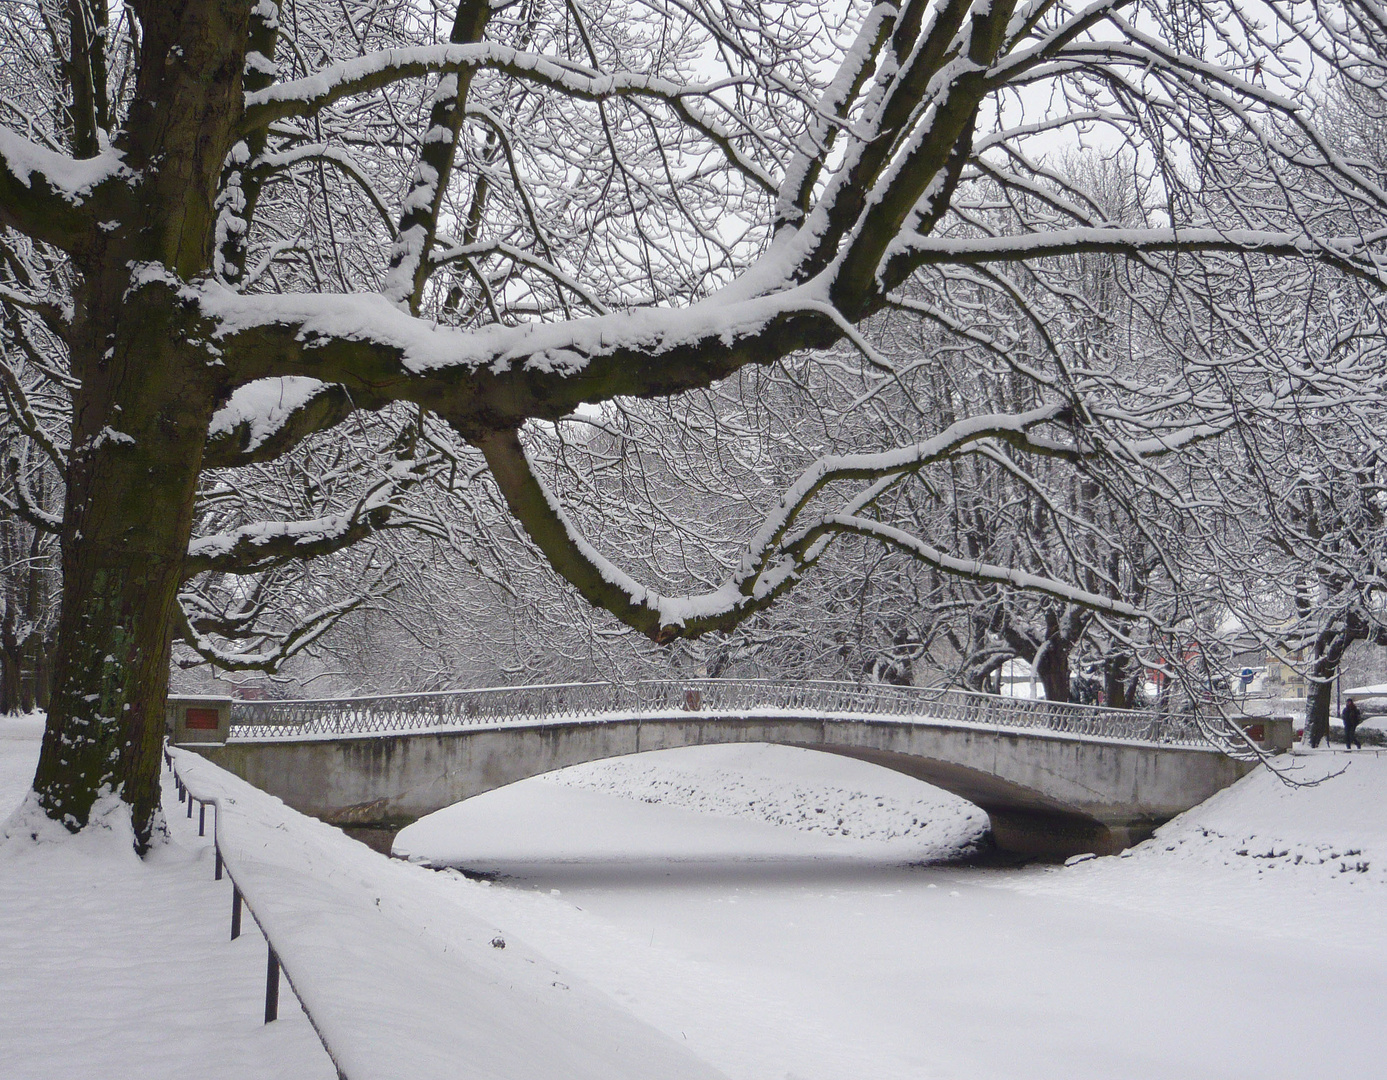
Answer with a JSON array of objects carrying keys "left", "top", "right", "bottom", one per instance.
[{"left": 542, "top": 743, "right": 988, "bottom": 857}]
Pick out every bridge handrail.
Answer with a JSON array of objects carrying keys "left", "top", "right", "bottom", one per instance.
[{"left": 228, "top": 678, "right": 1229, "bottom": 748}]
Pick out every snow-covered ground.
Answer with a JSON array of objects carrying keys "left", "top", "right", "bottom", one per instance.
[
  {"left": 4, "top": 714, "right": 1386, "bottom": 1079},
  {"left": 0, "top": 714, "right": 336, "bottom": 1080},
  {"left": 397, "top": 744, "right": 1387, "bottom": 1080}
]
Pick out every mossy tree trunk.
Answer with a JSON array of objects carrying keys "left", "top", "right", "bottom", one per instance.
[
  {"left": 28, "top": 0, "right": 248, "bottom": 848},
  {"left": 32, "top": 290, "right": 221, "bottom": 845}
]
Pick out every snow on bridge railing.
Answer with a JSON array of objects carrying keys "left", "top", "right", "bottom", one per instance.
[{"left": 228, "top": 678, "right": 1232, "bottom": 748}]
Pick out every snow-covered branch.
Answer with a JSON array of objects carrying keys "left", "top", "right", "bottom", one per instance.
[
  {"left": 184, "top": 461, "right": 435, "bottom": 578},
  {"left": 239, "top": 42, "right": 758, "bottom": 139},
  {"left": 0, "top": 127, "right": 123, "bottom": 250},
  {"left": 799, "top": 513, "right": 1145, "bottom": 619},
  {"left": 888, "top": 227, "right": 1387, "bottom": 283},
  {"left": 204, "top": 378, "right": 357, "bottom": 469}
]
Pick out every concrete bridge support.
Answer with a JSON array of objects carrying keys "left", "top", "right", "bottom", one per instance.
[{"left": 193, "top": 713, "right": 1257, "bottom": 860}]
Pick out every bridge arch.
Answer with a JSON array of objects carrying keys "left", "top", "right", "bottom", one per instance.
[{"left": 191, "top": 684, "right": 1257, "bottom": 859}]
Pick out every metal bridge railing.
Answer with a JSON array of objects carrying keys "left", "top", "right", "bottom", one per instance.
[{"left": 228, "top": 678, "right": 1226, "bottom": 748}]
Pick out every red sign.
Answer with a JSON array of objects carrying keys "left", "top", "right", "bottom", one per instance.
[{"left": 185, "top": 707, "right": 220, "bottom": 730}]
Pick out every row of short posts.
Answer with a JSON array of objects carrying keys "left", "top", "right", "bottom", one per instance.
[{"left": 165, "top": 748, "right": 282, "bottom": 1025}]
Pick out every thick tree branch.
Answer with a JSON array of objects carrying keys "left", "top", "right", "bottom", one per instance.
[
  {"left": 473, "top": 404, "right": 1090, "bottom": 641},
  {"left": 475, "top": 425, "right": 800, "bottom": 640},
  {"left": 196, "top": 275, "right": 843, "bottom": 428},
  {"left": 382, "top": 0, "right": 491, "bottom": 312},
  {"left": 238, "top": 43, "right": 755, "bottom": 137},
  {"left": 203, "top": 379, "right": 357, "bottom": 469},
  {"left": 0, "top": 127, "right": 118, "bottom": 250}
]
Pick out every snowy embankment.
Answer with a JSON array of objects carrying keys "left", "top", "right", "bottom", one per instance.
[
  {"left": 1016, "top": 747, "right": 1387, "bottom": 949},
  {"left": 0, "top": 714, "right": 334, "bottom": 1080},
  {"left": 0, "top": 714, "right": 721, "bottom": 1080}
]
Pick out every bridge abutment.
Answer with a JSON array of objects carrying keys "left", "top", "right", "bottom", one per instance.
[
  {"left": 340, "top": 825, "right": 404, "bottom": 857},
  {"left": 984, "top": 810, "right": 1155, "bottom": 859}
]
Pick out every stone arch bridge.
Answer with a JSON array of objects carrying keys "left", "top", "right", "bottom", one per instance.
[{"left": 184, "top": 679, "right": 1270, "bottom": 859}]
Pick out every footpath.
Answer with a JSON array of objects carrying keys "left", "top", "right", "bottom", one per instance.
[{"left": 0, "top": 715, "right": 722, "bottom": 1080}]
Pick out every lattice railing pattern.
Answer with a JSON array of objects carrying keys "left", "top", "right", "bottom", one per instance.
[{"left": 228, "top": 679, "right": 1228, "bottom": 747}]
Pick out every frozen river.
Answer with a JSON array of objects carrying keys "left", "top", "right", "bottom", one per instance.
[{"left": 397, "top": 744, "right": 1387, "bottom": 1080}]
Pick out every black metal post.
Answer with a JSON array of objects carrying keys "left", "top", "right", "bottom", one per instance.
[
  {"left": 187, "top": 795, "right": 193, "bottom": 819},
  {"left": 198, "top": 803, "right": 206, "bottom": 836},
  {"left": 231, "top": 886, "right": 242, "bottom": 940},
  {"left": 214, "top": 846, "right": 223, "bottom": 881},
  {"left": 265, "top": 946, "right": 280, "bottom": 1023}
]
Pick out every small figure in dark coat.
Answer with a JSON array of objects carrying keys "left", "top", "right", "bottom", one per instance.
[{"left": 1342, "top": 698, "right": 1364, "bottom": 751}]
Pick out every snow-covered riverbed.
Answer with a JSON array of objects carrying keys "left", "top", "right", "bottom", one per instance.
[
  {"left": 398, "top": 744, "right": 1387, "bottom": 1080},
  {"left": 4, "top": 717, "right": 1385, "bottom": 1079}
]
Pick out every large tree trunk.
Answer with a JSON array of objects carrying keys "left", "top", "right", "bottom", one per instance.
[
  {"left": 0, "top": 647, "right": 21, "bottom": 714},
  {"left": 1305, "top": 677, "right": 1334, "bottom": 748},
  {"left": 32, "top": 291, "right": 217, "bottom": 847},
  {"left": 1102, "top": 651, "right": 1141, "bottom": 709},
  {"left": 1034, "top": 637, "right": 1072, "bottom": 704},
  {"left": 32, "top": 635, "right": 52, "bottom": 712},
  {"left": 28, "top": 0, "right": 249, "bottom": 847},
  {"left": 1304, "top": 622, "right": 1357, "bottom": 748}
]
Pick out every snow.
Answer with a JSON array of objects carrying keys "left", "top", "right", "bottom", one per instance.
[
  {"left": 0, "top": 128, "right": 127, "bottom": 200},
  {"left": 193, "top": 270, "right": 827, "bottom": 378},
  {"left": 0, "top": 714, "right": 719, "bottom": 1080},
  {"left": 208, "top": 377, "right": 327, "bottom": 451},
  {"left": 1014, "top": 748, "right": 1387, "bottom": 949},
  {"left": 5, "top": 714, "right": 1387, "bottom": 1080},
  {"left": 164, "top": 749, "right": 725, "bottom": 1080},
  {"left": 0, "top": 716, "right": 335, "bottom": 1080},
  {"left": 398, "top": 743, "right": 1387, "bottom": 1080}
]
